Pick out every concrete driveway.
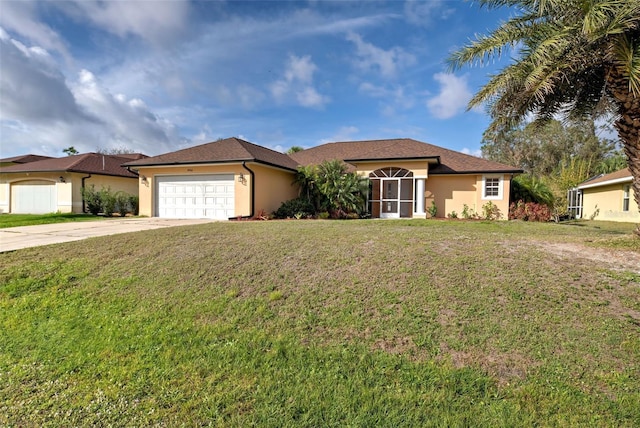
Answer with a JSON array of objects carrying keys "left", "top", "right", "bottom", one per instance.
[{"left": 0, "top": 218, "right": 219, "bottom": 252}]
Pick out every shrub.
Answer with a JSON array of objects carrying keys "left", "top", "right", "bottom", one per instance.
[
  {"left": 128, "top": 195, "right": 139, "bottom": 216},
  {"left": 481, "top": 201, "right": 502, "bottom": 220},
  {"left": 273, "top": 197, "right": 315, "bottom": 219},
  {"left": 115, "top": 192, "right": 130, "bottom": 217},
  {"left": 509, "top": 200, "right": 551, "bottom": 222},
  {"left": 448, "top": 211, "right": 458, "bottom": 219},
  {"left": 99, "top": 187, "right": 116, "bottom": 217},
  {"left": 82, "top": 186, "right": 137, "bottom": 216},
  {"left": 82, "top": 185, "right": 102, "bottom": 215},
  {"left": 427, "top": 201, "right": 437, "bottom": 218}
]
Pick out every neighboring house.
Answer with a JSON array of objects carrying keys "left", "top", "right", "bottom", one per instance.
[
  {"left": 576, "top": 168, "right": 639, "bottom": 222},
  {"left": 124, "top": 137, "right": 521, "bottom": 220},
  {"left": 0, "top": 153, "right": 146, "bottom": 214},
  {"left": 0, "top": 154, "right": 54, "bottom": 167}
]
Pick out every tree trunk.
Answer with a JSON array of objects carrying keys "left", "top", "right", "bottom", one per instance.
[{"left": 607, "top": 68, "right": 640, "bottom": 236}]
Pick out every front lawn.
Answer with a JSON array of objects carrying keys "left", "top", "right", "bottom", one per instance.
[
  {"left": 1, "top": 220, "right": 638, "bottom": 426},
  {"left": 0, "top": 213, "right": 104, "bottom": 228}
]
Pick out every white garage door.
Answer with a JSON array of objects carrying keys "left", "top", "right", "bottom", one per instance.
[
  {"left": 12, "top": 181, "right": 57, "bottom": 214},
  {"left": 156, "top": 175, "right": 235, "bottom": 219}
]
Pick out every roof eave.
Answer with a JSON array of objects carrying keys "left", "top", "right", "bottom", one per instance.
[
  {"left": 429, "top": 169, "right": 523, "bottom": 175},
  {"left": 345, "top": 156, "right": 441, "bottom": 164},
  {"left": 1, "top": 167, "right": 136, "bottom": 178},
  {"left": 125, "top": 158, "right": 298, "bottom": 173},
  {"left": 578, "top": 176, "right": 633, "bottom": 189},
  {"left": 124, "top": 158, "right": 255, "bottom": 168}
]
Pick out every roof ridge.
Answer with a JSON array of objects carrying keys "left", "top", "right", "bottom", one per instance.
[
  {"left": 328, "top": 137, "right": 412, "bottom": 145},
  {"left": 66, "top": 153, "right": 94, "bottom": 169}
]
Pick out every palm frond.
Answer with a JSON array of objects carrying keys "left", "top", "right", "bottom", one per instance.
[{"left": 611, "top": 34, "right": 640, "bottom": 96}]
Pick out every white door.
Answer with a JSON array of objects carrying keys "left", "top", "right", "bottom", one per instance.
[
  {"left": 156, "top": 175, "right": 235, "bottom": 219},
  {"left": 12, "top": 181, "right": 56, "bottom": 214}
]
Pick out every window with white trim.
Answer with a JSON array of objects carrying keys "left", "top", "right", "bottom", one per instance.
[
  {"left": 482, "top": 175, "right": 503, "bottom": 200},
  {"left": 623, "top": 185, "right": 630, "bottom": 212}
]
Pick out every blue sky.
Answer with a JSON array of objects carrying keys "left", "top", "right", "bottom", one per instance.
[{"left": 0, "top": 0, "right": 516, "bottom": 159}]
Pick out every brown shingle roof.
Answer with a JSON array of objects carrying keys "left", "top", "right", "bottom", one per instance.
[
  {"left": 0, "top": 153, "right": 141, "bottom": 178},
  {"left": 578, "top": 168, "right": 632, "bottom": 189},
  {"left": 290, "top": 138, "right": 521, "bottom": 174},
  {"left": 0, "top": 154, "right": 54, "bottom": 164},
  {"left": 124, "top": 137, "right": 299, "bottom": 171}
]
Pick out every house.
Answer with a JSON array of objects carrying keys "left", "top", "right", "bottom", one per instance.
[
  {"left": 576, "top": 168, "right": 639, "bottom": 222},
  {"left": 0, "top": 153, "right": 146, "bottom": 214},
  {"left": 124, "top": 138, "right": 300, "bottom": 219},
  {"left": 124, "top": 137, "right": 521, "bottom": 220},
  {"left": 0, "top": 154, "right": 54, "bottom": 167}
]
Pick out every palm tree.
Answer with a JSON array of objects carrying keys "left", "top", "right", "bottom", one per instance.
[{"left": 449, "top": 0, "right": 640, "bottom": 233}]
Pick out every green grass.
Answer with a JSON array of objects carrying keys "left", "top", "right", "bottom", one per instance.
[
  {"left": 0, "top": 213, "right": 106, "bottom": 228},
  {"left": 1, "top": 220, "right": 639, "bottom": 426}
]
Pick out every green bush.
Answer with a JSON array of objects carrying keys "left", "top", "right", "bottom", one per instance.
[
  {"left": 99, "top": 187, "right": 116, "bottom": 217},
  {"left": 115, "top": 192, "right": 130, "bottom": 217},
  {"left": 129, "top": 195, "right": 139, "bottom": 216},
  {"left": 82, "top": 185, "right": 102, "bottom": 215},
  {"left": 481, "top": 201, "right": 502, "bottom": 220},
  {"left": 273, "top": 197, "right": 315, "bottom": 219},
  {"left": 82, "top": 186, "right": 137, "bottom": 216},
  {"left": 427, "top": 201, "right": 437, "bottom": 218}
]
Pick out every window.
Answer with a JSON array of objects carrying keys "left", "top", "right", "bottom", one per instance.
[
  {"left": 482, "top": 175, "right": 503, "bottom": 200},
  {"left": 623, "top": 185, "right": 630, "bottom": 212}
]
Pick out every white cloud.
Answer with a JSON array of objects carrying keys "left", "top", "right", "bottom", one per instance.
[
  {"left": 285, "top": 55, "right": 317, "bottom": 84},
  {"left": 0, "top": 33, "right": 184, "bottom": 157},
  {"left": 461, "top": 148, "right": 482, "bottom": 158},
  {"left": 0, "top": 34, "right": 90, "bottom": 123},
  {"left": 346, "top": 32, "right": 415, "bottom": 78},
  {"left": 319, "top": 126, "right": 360, "bottom": 144},
  {"left": 270, "top": 54, "right": 329, "bottom": 108},
  {"left": 296, "top": 87, "right": 330, "bottom": 108},
  {"left": 0, "top": 5, "right": 70, "bottom": 59},
  {"left": 60, "top": 0, "right": 191, "bottom": 46},
  {"left": 426, "top": 73, "right": 473, "bottom": 119},
  {"left": 359, "top": 82, "right": 415, "bottom": 116},
  {"left": 404, "top": 0, "right": 454, "bottom": 27}
]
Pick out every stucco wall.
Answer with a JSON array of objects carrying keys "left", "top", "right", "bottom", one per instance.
[
  {"left": 425, "top": 174, "right": 511, "bottom": 219},
  {"left": 251, "top": 163, "right": 297, "bottom": 215},
  {"left": 134, "top": 163, "right": 296, "bottom": 218},
  {"left": 0, "top": 172, "right": 138, "bottom": 214},
  {"left": 582, "top": 183, "right": 639, "bottom": 222}
]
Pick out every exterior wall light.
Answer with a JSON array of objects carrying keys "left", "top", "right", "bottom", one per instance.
[
  {"left": 238, "top": 173, "right": 245, "bottom": 182},
  {"left": 59, "top": 176, "right": 66, "bottom": 183}
]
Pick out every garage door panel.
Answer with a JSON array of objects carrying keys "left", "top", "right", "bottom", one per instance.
[
  {"left": 156, "top": 175, "right": 234, "bottom": 219},
  {"left": 12, "top": 181, "right": 56, "bottom": 214}
]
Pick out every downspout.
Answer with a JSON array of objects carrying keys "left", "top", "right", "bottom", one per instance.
[
  {"left": 230, "top": 161, "right": 255, "bottom": 219},
  {"left": 81, "top": 174, "right": 92, "bottom": 213}
]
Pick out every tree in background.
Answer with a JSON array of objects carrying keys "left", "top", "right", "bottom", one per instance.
[
  {"left": 481, "top": 119, "right": 615, "bottom": 178},
  {"left": 596, "top": 149, "right": 628, "bottom": 174},
  {"left": 96, "top": 146, "right": 137, "bottom": 155},
  {"left": 63, "top": 146, "right": 78, "bottom": 156},
  {"left": 449, "top": 0, "right": 640, "bottom": 233},
  {"left": 286, "top": 146, "right": 304, "bottom": 154}
]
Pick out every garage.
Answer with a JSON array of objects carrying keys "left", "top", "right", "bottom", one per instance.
[
  {"left": 12, "top": 180, "right": 57, "bottom": 214},
  {"left": 156, "top": 175, "right": 235, "bottom": 219}
]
